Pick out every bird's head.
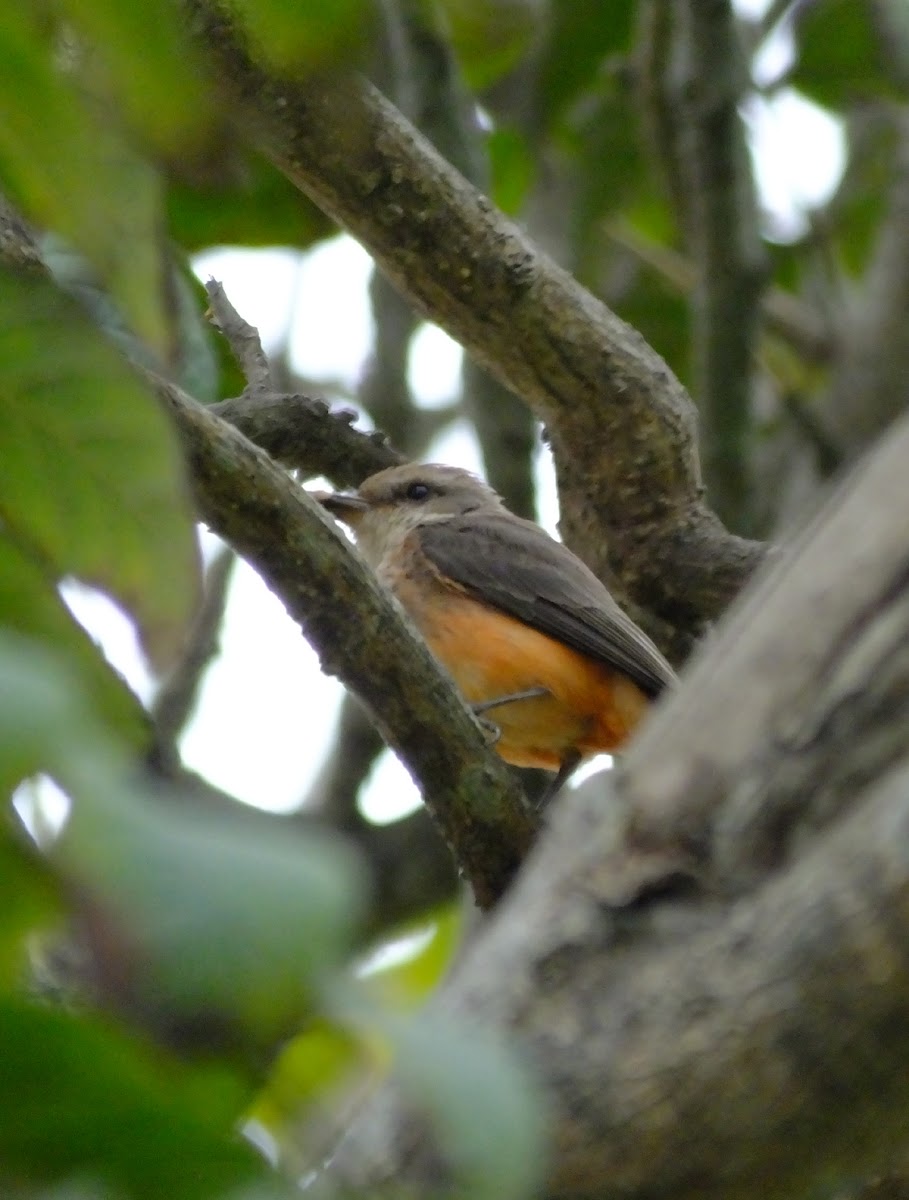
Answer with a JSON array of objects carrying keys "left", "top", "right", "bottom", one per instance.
[{"left": 316, "top": 463, "right": 506, "bottom": 567}]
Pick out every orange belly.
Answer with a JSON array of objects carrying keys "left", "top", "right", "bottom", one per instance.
[{"left": 412, "top": 593, "right": 650, "bottom": 770}]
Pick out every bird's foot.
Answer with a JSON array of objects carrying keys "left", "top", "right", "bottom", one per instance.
[{"left": 474, "top": 716, "right": 502, "bottom": 747}]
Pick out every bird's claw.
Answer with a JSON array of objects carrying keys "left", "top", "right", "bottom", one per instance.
[{"left": 474, "top": 714, "right": 502, "bottom": 747}]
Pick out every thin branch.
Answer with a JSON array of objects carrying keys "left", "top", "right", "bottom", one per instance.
[
  {"left": 780, "top": 389, "right": 844, "bottom": 476},
  {"left": 185, "top": 0, "right": 765, "bottom": 653},
  {"left": 154, "top": 370, "right": 539, "bottom": 908},
  {"left": 301, "top": 695, "right": 385, "bottom": 823},
  {"left": 604, "top": 218, "right": 833, "bottom": 363},
  {"left": 679, "top": 0, "right": 768, "bottom": 533},
  {"left": 149, "top": 544, "right": 236, "bottom": 771},
  {"left": 205, "top": 277, "right": 272, "bottom": 391}
]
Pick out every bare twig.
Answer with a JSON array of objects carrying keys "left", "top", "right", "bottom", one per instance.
[
  {"left": 463, "top": 358, "right": 538, "bottom": 519},
  {"left": 780, "top": 389, "right": 844, "bottom": 476},
  {"left": 205, "top": 277, "right": 272, "bottom": 392},
  {"left": 149, "top": 544, "right": 236, "bottom": 771}
]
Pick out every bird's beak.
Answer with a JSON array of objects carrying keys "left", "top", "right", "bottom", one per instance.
[{"left": 313, "top": 489, "right": 369, "bottom": 526}]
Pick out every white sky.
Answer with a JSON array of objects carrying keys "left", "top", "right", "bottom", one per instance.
[{"left": 66, "top": 30, "right": 846, "bottom": 828}]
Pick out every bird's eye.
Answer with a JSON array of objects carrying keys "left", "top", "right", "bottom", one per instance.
[{"left": 406, "top": 481, "right": 431, "bottom": 501}]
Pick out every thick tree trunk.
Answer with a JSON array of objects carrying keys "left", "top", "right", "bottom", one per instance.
[{"left": 327, "top": 410, "right": 909, "bottom": 1198}]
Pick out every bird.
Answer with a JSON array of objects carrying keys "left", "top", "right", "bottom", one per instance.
[{"left": 317, "top": 463, "right": 676, "bottom": 793}]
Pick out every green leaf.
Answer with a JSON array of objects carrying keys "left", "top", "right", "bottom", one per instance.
[
  {"left": 0, "top": 835, "right": 59, "bottom": 990},
  {"left": 362, "top": 906, "right": 462, "bottom": 1007},
  {"left": 0, "top": 997, "right": 274, "bottom": 1200},
  {"left": 254, "top": 1019, "right": 365, "bottom": 1139},
  {"left": 385, "top": 1011, "right": 548, "bottom": 1200},
  {"left": 231, "top": 0, "right": 378, "bottom": 72},
  {"left": 0, "top": 5, "right": 171, "bottom": 351},
  {"left": 0, "top": 268, "right": 199, "bottom": 666},
  {"left": 0, "top": 532, "right": 148, "bottom": 749},
  {"left": 792, "top": 0, "right": 899, "bottom": 107},
  {"left": 0, "top": 629, "right": 365, "bottom": 1052},
  {"left": 0, "top": 633, "right": 101, "bottom": 798},
  {"left": 566, "top": 67, "right": 645, "bottom": 239},
  {"left": 535, "top": 0, "right": 635, "bottom": 131},
  {"left": 61, "top": 786, "right": 366, "bottom": 1045},
  {"left": 55, "top": 0, "right": 213, "bottom": 154},
  {"left": 436, "top": 0, "right": 545, "bottom": 90},
  {"left": 488, "top": 126, "right": 536, "bottom": 215},
  {"left": 167, "top": 152, "right": 335, "bottom": 253}
]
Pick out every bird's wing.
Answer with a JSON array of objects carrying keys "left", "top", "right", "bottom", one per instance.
[{"left": 417, "top": 513, "right": 676, "bottom": 698}]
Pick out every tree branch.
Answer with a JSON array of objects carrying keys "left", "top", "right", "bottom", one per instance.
[
  {"left": 149, "top": 544, "right": 236, "bottom": 771},
  {"left": 679, "top": 0, "right": 768, "bottom": 534},
  {"left": 186, "top": 0, "right": 765, "bottom": 653},
  {"left": 206, "top": 390, "right": 402, "bottom": 483},
  {"left": 153, "top": 370, "right": 538, "bottom": 908}
]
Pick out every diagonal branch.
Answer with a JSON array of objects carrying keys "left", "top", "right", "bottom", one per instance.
[
  {"left": 152, "top": 369, "right": 538, "bottom": 908},
  {"left": 186, "top": 0, "right": 765, "bottom": 653}
]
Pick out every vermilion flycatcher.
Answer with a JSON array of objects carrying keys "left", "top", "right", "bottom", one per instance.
[{"left": 318, "top": 463, "right": 675, "bottom": 790}]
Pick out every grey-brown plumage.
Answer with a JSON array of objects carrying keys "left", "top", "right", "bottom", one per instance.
[
  {"left": 417, "top": 511, "right": 675, "bottom": 698},
  {"left": 319, "top": 462, "right": 676, "bottom": 700}
]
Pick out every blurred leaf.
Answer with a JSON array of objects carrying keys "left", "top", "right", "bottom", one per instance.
[
  {"left": 613, "top": 259, "right": 691, "bottom": 389},
  {"left": 822, "top": 106, "right": 897, "bottom": 275},
  {"left": 436, "top": 0, "right": 545, "bottom": 90},
  {"left": 55, "top": 0, "right": 214, "bottom": 153},
  {"left": 253, "top": 1019, "right": 367, "bottom": 1138},
  {"left": 385, "top": 1010, "right": 548, "bottom": 1200},
  {"left": 167, "top": 153, "right": 335, "bottom": 253},
  {"left": 535, "top": 0, "right": 635, "bottom": 132},
  {"left": 567, "top": 67, "right": 645, "bottom": 241},
  {"left": 0, "top": 268, "right": 200, "bottom": 666},
  {"left": 793, "top": 0, "right": 898, "bottom": 106},
  {"left": 488, "top": 126, "right": 536, "bottom": 214},
  {"left": 167, "top": 257, "right": 221, "bottom": 402},
  {"left": 0, "top": 997, "right": 274, "bottom": 1200},
  {"left": 0, "top": 836, "right": 59, "bottom": 989},
  {"left": 362, "top": 906, "right": 462, "bottom": 1008},
  {"left": 0, "top": 532, "right": 148, "bottom": 749},
  {"left": 0, "top": 5, "right": 171, "bottom": 350},
  {"left": 231, "top": 0, "right": 378, "bottom": 72},
  {"left": 0, "top": 627, "right": 365, "bottom": 1053},
  {"left": 0, "top": 633, "right": 101, "bottom": 798},
  {"left": 61, "top": 786, "right": 366, "bottom": 1045}
]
